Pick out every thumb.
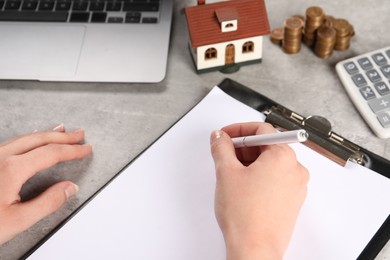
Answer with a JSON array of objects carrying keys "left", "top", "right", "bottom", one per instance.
[
  {"left": 210, "top": 130, "right": 237, "bottom": 169},
  {"left": 10, "top": 181, "right": 79, "bottom": 233}
]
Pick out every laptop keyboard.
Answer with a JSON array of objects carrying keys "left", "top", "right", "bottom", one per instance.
[{"left": 0, "top": 0, "right": 160, "bottom": 23}]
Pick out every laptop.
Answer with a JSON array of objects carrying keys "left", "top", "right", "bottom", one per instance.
[{"left": 0, "top": 0, "right": 173, "bottom": 83}]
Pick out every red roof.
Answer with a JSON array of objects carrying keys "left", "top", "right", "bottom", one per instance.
[
  {"left": 185, "top": 0, "right": 270, "bottom": 48},
  {"left": 215, "top": 8, "right": 239, "bottom": 22}
]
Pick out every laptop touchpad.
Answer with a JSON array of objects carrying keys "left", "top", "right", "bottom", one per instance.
[{"left": 0, "top": 24, "right": 85, "bottom": 79}]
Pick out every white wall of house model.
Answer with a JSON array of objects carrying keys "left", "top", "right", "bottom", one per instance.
[{"left": 189, "top": 35, "right": 264, "bottom": 71}]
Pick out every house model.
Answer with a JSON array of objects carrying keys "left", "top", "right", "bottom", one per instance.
[{"left": 184, "top": 0, "right": 270, "bottom": 73}]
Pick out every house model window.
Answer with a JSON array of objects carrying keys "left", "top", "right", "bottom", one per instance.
[
  {"left": 243, "top": 41, "right": 254, "bottom": 53},
  {"left": 205, "top": 48, "right": 217, "bottom": 59},
  {"left": 215, "top": 7, "right": 239, "bottom": 32}
]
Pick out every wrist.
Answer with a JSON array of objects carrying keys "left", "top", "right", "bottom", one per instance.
[{"left": 224, "top": 233, "right": 284, "bottom": 260}]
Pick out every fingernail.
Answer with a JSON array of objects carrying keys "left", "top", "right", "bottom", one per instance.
[
  {"left": 52, "top": 123, "right": 65, "bottom": 132},
  {"left": 65, "top": 183, "right": 79, "bottom": 199},
  {"left": 210, "top": 130, "right": 223, "bottom": 144},
  {"left": 83, "top": 144, "right": 93, "bottom": 151},
  {"left": 74, "top": 128, "right": 83, "bottom": 133}
]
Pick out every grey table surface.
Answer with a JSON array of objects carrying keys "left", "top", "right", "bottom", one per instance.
[{"left": 1, "top": 0, "right": 389, "bottom": 259}]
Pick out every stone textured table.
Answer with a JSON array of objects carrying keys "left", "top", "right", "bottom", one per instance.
[{"left": 1, "top": 0, "right": 389, "bottom": 259}]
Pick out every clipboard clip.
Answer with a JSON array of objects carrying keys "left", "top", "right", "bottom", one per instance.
[{"left": 263, "top": 105, "right": 368, "bottom": 167}]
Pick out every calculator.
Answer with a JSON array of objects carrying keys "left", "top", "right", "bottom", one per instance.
[{"left": 336, "top": 46, "right": 390, "bottom": 138}]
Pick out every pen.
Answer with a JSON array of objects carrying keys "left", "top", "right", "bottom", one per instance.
[{"left": 232, "top": 129, "right": 309, "bottom": 148}]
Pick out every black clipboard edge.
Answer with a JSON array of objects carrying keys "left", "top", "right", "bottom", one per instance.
[{"left": 218, "top": 77, "right": 390, "bottom": 260}]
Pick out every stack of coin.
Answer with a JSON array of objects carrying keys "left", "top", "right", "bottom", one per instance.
[
  {"left": 314, "top": 26, "right": 336, "bottom": 58},
  {"left": 270, "top": 28, "right": 284, "bottom": 45},
  {"left": 270, "top": 6, "right": 355, "bottom": 58},
  {"left": 323, "top": 15, "right": 335, "bottom": 27},
  {"left": 333, "top": 18, "right": 352, "bottom": 51},
  {"left": 304, "top": 6, "right": 325, "bottom": 47},
  {"left": 349, "top": 24, "right": 355, "bottom": 37},
  {"left": 293, "top": 15, "right": 305, "bottom": 27},
  {"left": 282, "top": 16, "right": 303, "bottom": 54}
]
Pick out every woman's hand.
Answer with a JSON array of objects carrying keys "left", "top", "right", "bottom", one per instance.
[
  {"left": 0, "top": 124, "right": 92, "bottom": 245},
  {"left": 210, "top": 122, "right": 309, "bottom": 259}
]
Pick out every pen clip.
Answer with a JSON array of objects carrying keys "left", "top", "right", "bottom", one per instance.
[{"left": 263, "top": 105, "right": 367, "bottom": 167}]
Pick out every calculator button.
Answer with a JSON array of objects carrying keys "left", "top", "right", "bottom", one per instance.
[
  {"left": 366, "top": 69, "right": 382, "bottom": 82},
  {"left": 377, "top": 111, "right": 390, "bottom": 128},
  {"left": 343, "top": 61, "right": 359, "bottom": 74},
  {"left": 360, "top": 86, "right": 376, "bottom": 100},
  {"left": 374, "top": 82, "right": 390, "bottom": 96},
  {"left": 357, "top": 57, "right": 373, "bottom": 70},
  {"left": 386, "top": 49, "right": 390, "bottom": 59},
  {"left": 381, "top": 64, "right": 390, "bottom": 78},
  {"left": 372, "top": 53, "right": 388, "bottom": 66},
  {"left": 368, "top": 96, "right": 390, "bottom": 113},
  {"left": 351, "top": 73, "right": 367, "bottom": 87},
  {"left": 336, "top": 46, "right": 390, "bottom": 137}
]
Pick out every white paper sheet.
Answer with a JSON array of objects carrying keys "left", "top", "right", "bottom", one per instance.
[{"left": 28, "top": 87, "right": 390, "bottom": 260}]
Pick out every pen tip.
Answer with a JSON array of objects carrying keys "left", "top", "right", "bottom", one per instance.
[{"left": 299, "top": 130, "right": 309, "bottom": 142}]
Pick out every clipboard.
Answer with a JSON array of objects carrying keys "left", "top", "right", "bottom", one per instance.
[
  {"left": 23, "top": 78, "right": 390, "bottom": 260},
  {"left": 218, "top": 78, "right": 390, "bottom": 260}
]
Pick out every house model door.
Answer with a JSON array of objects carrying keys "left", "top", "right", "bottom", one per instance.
[{"left": 225, "top": 44, "right": 235, "bottom": 65}]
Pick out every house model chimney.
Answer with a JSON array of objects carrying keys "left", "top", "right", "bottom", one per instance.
[
  {"left": 215, "top": 7, "right": 239, "bottom": 32},
  {"left": 198, "top": 0, "right": 205, "bottom": 5}
]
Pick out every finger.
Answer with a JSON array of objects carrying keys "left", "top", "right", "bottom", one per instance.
[
  {"left": 242, "top": 122, "right": 277, "bottom": 160},
  {"left": 221, "top": 122, "right": 265, "bottom": 137},
  {"left": 254, "top": 122, "right": 277, "bottom": 135},
  {"left": 222, "top": 122, "right": 276, "bottom": 162},
  {"left": 222, "top": 122, "right": 264, "bottom": 162},
  {"left": 8, "top": 143, "right": 92, "bottom": 187},
  {"left": 51, "top": 123, "right": 66, "bottom": 133},
  {"left": 210, "top": 130, "right": 240, "bottom": 177},
  {"left": 0, "top": 123, "right": 65, "bottom": 148},
  {"left": 253, "top": 142, "right": 297, "bottom": 171},
  {"left": 0, "top": 129, "right": 86, "bottom": 158},
  {"left": 6, "top": 181, "right": 79, "bottom": 238}
]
